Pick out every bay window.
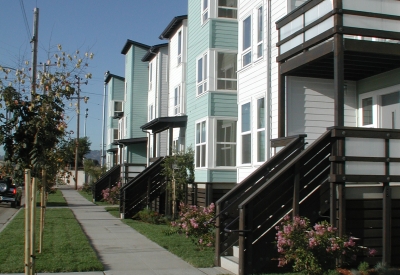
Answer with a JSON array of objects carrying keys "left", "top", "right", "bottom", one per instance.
[
  {"left": 217, "top": 52, "right": 237, "bottom": 90},
  {"left": 216, "top": 120, "right": 236, "bottom": 167},
  {"left": 257, "top": 6, "right": 263, "bottom": 59},
  {"left": 196, "top": 121, "right": 207, "bottom": 167},
  {"left": 218, "top": 0, "right": 237, "bottom": 19},
  {"left": 241, "top": 103, "right": 251, "bottom": 164},
  {"left": 242, "top": 16, "right": 252, "bottom": 67},
  {"left": 197, "top": 53, "right": 208, "bottom": 95}
]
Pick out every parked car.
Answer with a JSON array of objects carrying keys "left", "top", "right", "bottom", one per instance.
[{"left": 0, "top": 178, "right": 22, "bottom": 208}]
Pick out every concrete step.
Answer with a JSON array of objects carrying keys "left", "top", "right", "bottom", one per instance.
[
  {"left": 233, "top": 245, "right": 239, "bottom": 258},
  {"left": 220, "top": 255, "right": 239, "bottom": 275}
]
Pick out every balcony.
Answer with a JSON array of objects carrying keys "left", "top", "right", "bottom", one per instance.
[{"left": 276, "top": 0, "right": 400, "bottom": 136}]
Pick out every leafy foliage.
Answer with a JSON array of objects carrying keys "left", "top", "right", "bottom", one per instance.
[
  {"left": 275, "top": 216, "right": 376, "bottom": 275},
  {"left": 170, "top": 202, "right": 215, "bottom": 248},
  {"left": 133, "top": 208, "right": 166, "bottom": 224},
  {"left": 101, "top": 181, "right": 121, "bottom": 205},
  {"left": 0, "top": 46, "right": 94, "bottom": 184}
]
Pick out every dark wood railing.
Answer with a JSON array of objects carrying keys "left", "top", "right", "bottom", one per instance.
[
  {"left": 238, "top": 130, "right": 333, "bottom": 274},
  {"left": 93, "top": 164, "right": 121, "bottom": 202},
  {"left": 214, "top": 135, "right": 307, "bottom": 266},
  {"left": 120, "top": 157, "right": 166, "bottom": 218}
]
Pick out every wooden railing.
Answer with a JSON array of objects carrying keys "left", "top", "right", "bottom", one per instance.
[
  {"left": 214, "top": 135, "right": 307, "bottom": 266},
  {"left": 120, "top": 157, "right": 166, "bottom": 219},
  {"left": 93, "top": 164, "right": 121, "bottom": 202}
]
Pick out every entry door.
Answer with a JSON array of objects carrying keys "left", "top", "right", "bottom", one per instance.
[{"left": 381, "top": 91, "right": 400, "bottom": 129}]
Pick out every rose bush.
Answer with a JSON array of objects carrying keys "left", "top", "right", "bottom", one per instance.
[
  {"left": 170, "top": 202, "right": 215, "bottom": 248},
  {"left": 101, "top": 182, "right": 121, "bottom": 205},
  {"left": 276, "top": 216, "right": 376, "bottom": 275}
]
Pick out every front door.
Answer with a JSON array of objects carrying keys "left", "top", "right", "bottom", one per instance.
[{"left": 381, "top": 91, "right": 400, "bottom": 129}]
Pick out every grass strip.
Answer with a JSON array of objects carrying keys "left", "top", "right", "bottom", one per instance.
[
  {"left": 40, "top": 189, "right": 68, "bottom": 207},
  {"left": 105, "top": 206, "right": 214, "bottom": 268},
  {"left": 78, "top": 190, "right": 112, "bottom": 206},
  {"left": 0, "top": 208, "right": 103, "bottom": 273}
]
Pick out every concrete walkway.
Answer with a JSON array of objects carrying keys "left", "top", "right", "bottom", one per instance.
[{"left": 2, "top": 186, "right": 231, "bottom": 275}]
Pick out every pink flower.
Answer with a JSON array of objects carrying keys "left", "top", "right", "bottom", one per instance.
[{"left": 369, "top": 248, "right": 377, "bottom": 256}]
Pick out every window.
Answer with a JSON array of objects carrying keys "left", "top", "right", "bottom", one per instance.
[
  {"left": 112, "top": 129, "right": 119, "bottom": 142},
  {"left": 177, "top": 31, "right": 182, "bottom": 65},
  {"left": 174, "top": 86, "right": 181, "bottom": 115},
  {"left": 288, "top": 0, "right": 307, "bottom": 12},
  {"left": 149, "top": 104, "right": 154, "bottom": 121},
  {"left": 196, "top": 121, "right": 207, "bottom": 167},
  {"left": 241, "top": 103, "right": 251, "bottom": 164},
  {"left": 216, "top": 120, "right": 236, "bottom": 166},
  {"left": 257, "top": 6, "right": 263, "bottom": 59},
  {"left": 149, "top": 62, "right": 153, "bottom": 90},
  {"left": 217, "top": 52, "right": 237, "bottom": 90},
  {"left": 218, "top": 0, "right": 237, "bottom": 19},
  {"left": 202, "top": 0, "right": 209, "bottom": 24},
  {"left": 362, "top": 97, "right": 373, "bottom": 126},
  {"left": 197, "top": 53, "right": 208, "bottom": 95},
  {"left": 114, "top": 101, "right": 123, "bottom": 117},
  {"left": 257, "top": 98, "right": 265, "bottom": 162},
  {"left": 242, "top": 16, "right": 252, "bottom": 67}
]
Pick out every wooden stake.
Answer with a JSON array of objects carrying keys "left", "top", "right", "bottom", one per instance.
[
  {"left": 39, "top": 169, "right": 46, "bottom": 253},
  {"left": 30, "top": 178, "right": 38, "bottom": 275},
  {"left": 24, "top": 170, "right": 31, "bottom": 275}
]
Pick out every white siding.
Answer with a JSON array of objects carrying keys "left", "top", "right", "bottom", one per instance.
[{"left": 287, "top": 77, "right": 357, "bottom": 144}]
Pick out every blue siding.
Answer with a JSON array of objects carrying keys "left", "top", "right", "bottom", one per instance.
[
  {"left": 111, "top": 77, "right": 125, "bottom": 101},
  {"left": 210, "top": 93, "right": 238, "bottom": 117},
  {"left": 127, "top": 143, "right": 147, "bottom": 164},
  {"left": 211, "top": 20, "right": 238, "bottom": 50},
  {"left": 209, "top": 170, "right": 236, "bottom": 182},
  {"left": 195, "top": 170, "right": 208, "bottom": 182}
]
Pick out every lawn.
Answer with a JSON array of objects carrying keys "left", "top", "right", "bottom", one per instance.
[
  {"left": 0, "top": 193, "right": 103, "bottom": 273},
  {"left": 105, "top": 206, "right": 215, "bottom": 268},
  {"left": 78, "top": 190, "right": 113, "bottom": 206}
]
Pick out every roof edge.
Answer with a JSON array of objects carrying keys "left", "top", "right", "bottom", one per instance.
[
  {"left": 121, "top": 39, "right": 151, "bottom": 55},
  {"left": 141, "top": 43, "right": 169, "bottom": 62},
  {"left": 159, "top": 15, "right": 188, "bottom": 40}
]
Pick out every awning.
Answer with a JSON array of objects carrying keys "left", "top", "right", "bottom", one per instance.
[
  {"left": 140, "top": 116, "right": 187, "bottom": 134},
  {"left": 112, "top": 137, "right": 147, "bottom": 146}
]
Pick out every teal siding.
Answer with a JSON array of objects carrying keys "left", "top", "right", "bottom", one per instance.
[
  {"left": 124, "top": 45, "right": 148, "bottom": 140},
  {"left": 211, "top": 20, "right": 238, "bottom": 50},
  {"left": 358, "top": 68, "right": 400, "bottom": 94},
  {"left": 186, "top": 0, "right": 211, "bottom": 149},
  {"left": 127, "top": 143, "right": 147, "bottom": 164},
  {"left": 209, "top": 170, "right": 236, "bottom": 182},
  {"left": 195, "top": 170, "right": 208, "bottom": 182},
  {"left": 111, "top": 78, "right": 125, "bottom": 101},
  {"left": 210, "top": 93, "right": 238, "bottom": 117}
]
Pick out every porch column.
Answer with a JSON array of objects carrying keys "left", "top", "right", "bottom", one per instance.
[
  {"left": 278, "top": 69, "right": 286, "bottom": 137},
  {"left": 333, "top": 0, "right": 344, "bottom": 126},
  {"left": 169, "top": 127, "right": 173, "bottom": 156},
  {"left": 152, "top": 133, "right": 157, "bottom": 158}
]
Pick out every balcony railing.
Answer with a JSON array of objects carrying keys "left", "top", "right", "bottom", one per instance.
[{"left": 276, "top": 0, "right": 400, "bottom": 62}]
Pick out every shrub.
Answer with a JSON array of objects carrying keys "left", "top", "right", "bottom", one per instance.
[
  {"left": 101, "top": 182, "right": 121, "bottom": 205},
  {"left": 133, "top": 208, "right": 165, "bottom": 224},
  {"left": 170, "top": 202, "right": 215, "bottom": 248},
  {"left": 275, "top": 216, "right": 375, "bottom": 275},
  {"left": 358, "top": 261, "right": 370, "bottom": 274}
]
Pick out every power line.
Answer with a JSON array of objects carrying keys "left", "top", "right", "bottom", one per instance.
[{"left": 19, "top": 0, "right": 31, "bottom": 41}]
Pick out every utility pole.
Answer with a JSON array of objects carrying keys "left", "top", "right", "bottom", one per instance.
[
  {"left": 101, "top": 71, "right": 109, "bottom": 167},
  {"left": 72, "top": 76, "right": 88, "bottom": 190},
  {"left": 31, "top": 8, "right": 39, "bottom": 101},
  {"left": 84, "top": 108, "right": 88, "bottom": 137}
]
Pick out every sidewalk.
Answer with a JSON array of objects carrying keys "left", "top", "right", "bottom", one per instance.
[{"left": 3, "top": 186, "right": 231, "bottom": 275}]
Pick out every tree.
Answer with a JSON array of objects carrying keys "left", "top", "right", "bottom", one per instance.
[
  {"left": 0, "top": 45, "right": 94, "bottom": 183},
  {"left": 58, "top": 137, "right": 91, "bottom": 168}
]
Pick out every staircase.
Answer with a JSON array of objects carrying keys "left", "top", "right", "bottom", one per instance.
[
  {"left": 216, "top": 127, "right": 400, "bottom": 274},
  {"left": 93, "top": 164, "right": 121, "bottom": 202},
  {"left": 120, "top": 157, "right": 166, "bottom": 219}
]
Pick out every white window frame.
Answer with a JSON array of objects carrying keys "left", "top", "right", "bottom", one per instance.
[
  {"left": 202, "top": 0, "right": 209, "bottom": 25},
  {"left": 256, "top": 97, "right": 266, "bottom": 163},
  {"left": 241, "top": 102, "right": 251, "bottom": 165},
  {"left": 174, "top": 85, "right": 181, "bottom": 115},
  {"left": 110, "top": 128, "right": 119, "bottom": 143},
  {"left": 195, "top": 120, "right": 207, "bottom": 168},
  {"left": 149, "top": 104, "right": 154, "bottom": 121},
  {"left": 196, "top": 52, "right": 208, "bottom": 96},
  {"left": 217, "top": 0, "right": 238, "bottom": 19},
  {"left": 215, "top": 119, "right": 237, "bottom": 167},
  {"left": 256, "top": 6, "right": 263, "bottom": 59},
  {"left": 149, "top": 62, "right": 153, "bottom": 91},
  {"left": 216, "top": 51, "right": 237, "bottom": 91},
  {"left": 242, "top": 15, "right": 252, "bottom": 67},
  {"left": 177, "top": 31, "right": 182, "bottom": 65},
  {"left": 113, "top": 101, "right": 123, "bottom": 117}
]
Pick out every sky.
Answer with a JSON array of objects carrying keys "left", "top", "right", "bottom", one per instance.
[{"left": 0, "top": 0, "right": 188, "bottom": 154}]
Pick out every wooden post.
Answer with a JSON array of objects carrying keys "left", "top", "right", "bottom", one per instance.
[
  {"left": 24, "top": 170, "right": 31, "bottom": 275},
  {"left": 278, "top": 70, "right": 286, "bottom": 138},
  {"left": 293, "top": 164, "right": 300, "bottom": 217},
  {"left": 39, "top": 169, "right": 46, "bottom": 253},
  {"left": 333, "top": 0, "right": 344, "bottom": 127},
  {"left": 383, "top": 184, "right": 391, "bottom": 265},
  {"left": 30, "top": 178, "right": 38, "bottom": 275}
]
